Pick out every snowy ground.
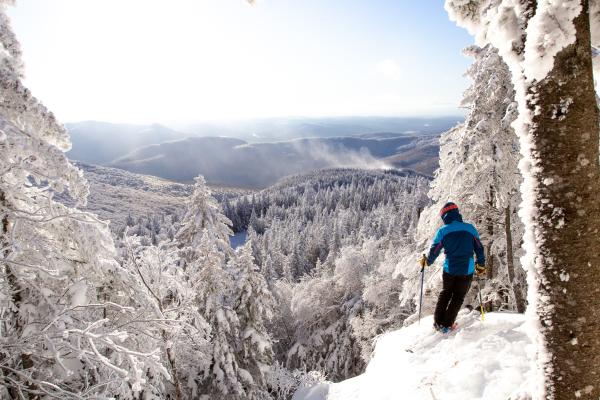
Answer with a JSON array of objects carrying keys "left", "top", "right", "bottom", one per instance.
[{"left": 294, "top": 311, "right": 533, "bottom": 400}]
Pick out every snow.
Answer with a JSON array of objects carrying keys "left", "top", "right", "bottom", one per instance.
[
  {"left": 69, "top": 280, "right": 88, "bottom": 307},
  {"left": 293, "top": 383, "right": 330, "bottom": 400},
  {"left": 294, "top": 312, "right": 533, "bottom": 400},
  {"left": 523, "top": 1, "right": 581, "bottom": 82}
]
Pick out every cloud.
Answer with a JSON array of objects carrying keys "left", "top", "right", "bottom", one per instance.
[
  {"left": 290, "top": 139, "right": 392, "bottom": 171},
  {"left": 376, "top": 59, "right": 402, "bottom": 81}
]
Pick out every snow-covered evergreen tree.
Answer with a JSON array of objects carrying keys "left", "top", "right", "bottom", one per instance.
[
  {"left": 286, "top": 242, "right": 387, "bottom": 381},
  {"left": 0, "top": 2, "right": 165, "bottom": 397},
  {"left": 191, "top": 233, "right": 244, "bottom": 398},
  {"left": 176, "top": 176, "right": 233, "bottom": 266},
  {"left": 174, "top": 175, "right": 248, "bottom": 398},
  {"left": 230, "top": 242, "right": 274, "bottom": 399}
]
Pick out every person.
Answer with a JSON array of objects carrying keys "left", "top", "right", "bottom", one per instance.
[{"left": 419, "top": 202, "right": 486, "bottom": 333}]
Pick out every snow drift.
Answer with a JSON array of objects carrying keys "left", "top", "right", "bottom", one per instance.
[{"left": 294, "top": 312, "right": 533, "bottom": 400}]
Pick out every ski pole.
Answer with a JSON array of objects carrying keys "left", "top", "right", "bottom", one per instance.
[
  {"left": 418, "top": 255, "right": 425, "bottom": 325},
  {"left": 476, "top": 276, "right": 485, "bottom": 322}
]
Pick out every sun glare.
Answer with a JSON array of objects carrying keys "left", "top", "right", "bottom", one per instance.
[{"left": 8, "top": 0, "right": 471, "bottom": 123}]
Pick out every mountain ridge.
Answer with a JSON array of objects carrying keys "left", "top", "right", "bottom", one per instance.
[{"left": 109, "top": 134, "right": 439, "bottom": 188}]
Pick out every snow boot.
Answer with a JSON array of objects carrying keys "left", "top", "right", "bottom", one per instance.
[{"left": 434, "top": 322, "right": 458, "bottom": 334}]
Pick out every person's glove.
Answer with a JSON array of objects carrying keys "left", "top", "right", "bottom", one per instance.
[
  {"left": 419, "top": 254, "right": 429, "bottom": 269},
  {"left": 475, "top": 263, "right": 486, "bottom": 277}
]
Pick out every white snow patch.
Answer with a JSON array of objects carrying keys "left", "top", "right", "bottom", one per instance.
[
  {"left": 69, "top": 280, "right": 88, "bottom": 307},
  {"left": 551, "top": 97, "right": 573, "bottom": 120},
  {"left": 559, "top": 271, "right": 569, "bottom": 282},
  {"left": 543, "top": 177, "right": 554, "bottom": 185},
  {"left": 292, "top": 383, "right": 330, "bottom": 400},
  {"left": 523, "top": 1, "right": 582, "bottom": 82},
  {"left": 294, "top": 312, "right": 533, "bottom": 400}
]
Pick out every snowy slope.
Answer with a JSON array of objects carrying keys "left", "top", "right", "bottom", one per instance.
[
  {"left": 58, "top": 163, "right": 252, "bottom": 229},
  {"left": 294, "top": 312, "right": 533, "bottom": 400}
]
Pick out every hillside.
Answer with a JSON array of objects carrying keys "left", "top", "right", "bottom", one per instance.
[
  {"left": 64, "top": 163, "right": 251, "bottom": 229},
  {"left": 294, "top": 312, "right": 533, "bottom": 400},
  {"left": 381, "top": 135, "right": 440, "bottom": 177},
  {"left": 110, "top": 135, "right": 439, "bottom": 188},
  {"left": 66, "top": 121, "right": 188, "bottom": 164}
]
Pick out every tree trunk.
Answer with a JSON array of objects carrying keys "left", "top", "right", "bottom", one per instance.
[
  {"left": 483, "top": 186, "right": 496, "bottom": 312},
  {"left": 485, "top": 186, "right": 495, "bottom": 281},
  {"left": 504, "top": 205, "right": 525, "bottom": 313},
  {"left": 165, "top": 342, "right": 182, "bottom": 400},
  {"left": 526, "top": 1, "right": 600, "bottom": 397}
]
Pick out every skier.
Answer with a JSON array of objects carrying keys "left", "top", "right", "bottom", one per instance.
[{"left": 419, "top": 202, "right": 486, "bottom": 333}]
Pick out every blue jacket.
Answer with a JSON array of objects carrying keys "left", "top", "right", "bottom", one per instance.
[{"left": 427, "top": 209, "right": 485, "bottom": 276}]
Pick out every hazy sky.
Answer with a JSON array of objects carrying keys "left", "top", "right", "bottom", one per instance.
[{"left": 8, "top": 1, "right": 473, "bottom": 124}]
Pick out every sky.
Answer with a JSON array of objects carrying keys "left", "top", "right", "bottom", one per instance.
[{"left": 7, "top": 1, "right": 474, "bottom": 124}]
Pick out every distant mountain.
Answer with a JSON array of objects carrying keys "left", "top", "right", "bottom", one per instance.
[
  {"left": 111, "top": 136, "right": 247, "bottom": 184},
  {"left": 110, "top": 134, "right": 440, "bottom": 188},
  {"left": 65, "top": 117, "right": 448, "bottom": 189},
  {"left": 173, "top": 116, "right": 462, "bottom": 142},
  {"left": 66, "top": 121, "right": 189, "bottom": 164}
]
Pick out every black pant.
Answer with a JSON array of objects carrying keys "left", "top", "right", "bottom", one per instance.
[{"left": 434, "top": 272, "right": 473, "bottom": 328}]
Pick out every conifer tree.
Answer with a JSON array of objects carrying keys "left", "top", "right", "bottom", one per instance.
[
  {"left": 176, "top": 176, "right": 233, "bottom": 266},
  {"left": 174, "top": 176, "right": 246, "bottom": 398},
  {"left": 192, "top": 234, "right": 244, "bottom": 398},
  {"left": 231, "top": 242, "right": 274, "bottom": 399}
]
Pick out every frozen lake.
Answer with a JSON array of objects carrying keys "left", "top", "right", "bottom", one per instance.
[{"left": 230, "top": 230, "right": 248, "bottom": 249}]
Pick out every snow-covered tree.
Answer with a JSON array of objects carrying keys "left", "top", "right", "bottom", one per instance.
[
  {"left": 176, "top": 176, "right": 233, "bottom": 266},
  {"left": 191, "top": 233, "right": 243, "bottom": 398},
  {"left": 446, "top": 1, "right": 600, "bottom": 397},
  {"left": 121, "top": 234, "right": 211, "bottom": 399},
  {"left": 286, "top": 241, "right": 385, "bottom": 381},
  {"left": 230, "top": 242, "right": 275, "bottom": 399},
  {"left": 0, "top": 2, "right": 165, "bottom": 397},
  {"left": 174, "top": 176, "right": 248, "bottom": 398}
]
